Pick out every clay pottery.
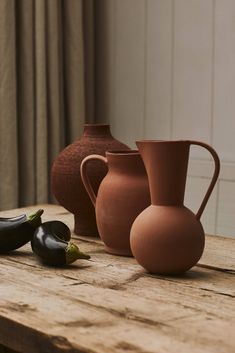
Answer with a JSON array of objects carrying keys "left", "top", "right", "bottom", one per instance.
[
  {"left": 130, "top": 140, "right": 220, "bottom": 275},
  {"left": 51, "top": 124, "right": 129, "bottom": 236},
  {"left": 80, "top": 151, "right": 151, "bottom": 256}
]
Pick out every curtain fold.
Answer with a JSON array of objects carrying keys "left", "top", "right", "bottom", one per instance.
[
  {"left": 0, "top": 0, "right": 18, "bottom": 209},
  {"left": 0, "top": 0, "right": 87, "bottom": 210},
  {"left": 16, "top": 0, "right": 35, "bottom": 206}
]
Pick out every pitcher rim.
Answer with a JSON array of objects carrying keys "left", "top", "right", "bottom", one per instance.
[{"left": 136, "top": 139, "right": 191, "bottom": 144}]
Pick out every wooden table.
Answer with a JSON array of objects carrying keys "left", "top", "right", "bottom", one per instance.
[{"left": 0, "top": 204, "right": 234, "bottom": 353}]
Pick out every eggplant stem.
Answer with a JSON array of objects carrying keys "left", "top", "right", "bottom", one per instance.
[
  {"left": 27, "top": 209, "right": 44, "bottom": 228},
  {"left": 66, "top": 242, "right": 90, "bottom": 265}
]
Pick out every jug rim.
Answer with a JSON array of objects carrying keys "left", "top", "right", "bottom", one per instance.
[{"left": 106, "top": 150, "right": 139, "bottom": 155}]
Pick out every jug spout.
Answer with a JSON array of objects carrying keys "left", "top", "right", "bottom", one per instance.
[{"left": 136, "top": 140, "right": 190, "bottom": 206}]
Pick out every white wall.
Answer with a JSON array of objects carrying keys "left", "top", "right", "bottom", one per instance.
[{"left": 95, "top": 0, "right": 235, "bottom": 237}]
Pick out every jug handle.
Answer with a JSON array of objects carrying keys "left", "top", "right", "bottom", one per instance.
[
  {"left": 80, "top": 154, "right": 108, "bottom": 207},
  {"left": 189, "top": 141, "right": 220, "bottom": 220}
]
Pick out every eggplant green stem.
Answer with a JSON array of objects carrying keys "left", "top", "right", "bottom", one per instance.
[
  {"left": 27, "top": 209, "right": 44, "bottom": 228},
  {"left": 66, "top": 242, "right": 90, "bottom": 265}
]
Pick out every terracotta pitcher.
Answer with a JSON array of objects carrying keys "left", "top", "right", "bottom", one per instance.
[
  {"left": 130, "top": 140, "right": 220, "bottom": 275},
  {"left": 80, "top": 151, "right": 151, "bottom": 256}
]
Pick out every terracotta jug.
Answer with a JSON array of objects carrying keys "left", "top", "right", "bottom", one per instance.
[
  {"left": 130, "top": 140, "right": 220, "bottom": 275},
  {"left": 80, "top": 151, "right": 151, "bottom": 256},
  {"left": 51, "top": 124, "right": 129, "bottom": 236}
]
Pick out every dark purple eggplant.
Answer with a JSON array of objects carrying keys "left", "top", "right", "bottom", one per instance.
[
  {"left": 31, "top": 221, "right": 90, "bottom": 266},
  {"left": 0, "top": 209, "right": 44, "bottom": 253}
]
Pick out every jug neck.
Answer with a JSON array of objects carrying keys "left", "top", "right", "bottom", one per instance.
[
  {"left": 136, "top": 140, "right": 190, "bottom": 206},
  {"left": 82, "top": 124, "right": 112, "bottom": 138},
  {"left": 106, "top": 151, "right": 146, "bottom": 175}
]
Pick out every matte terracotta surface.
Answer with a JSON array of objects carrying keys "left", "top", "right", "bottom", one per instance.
[
  {"left": 130, "top": 140, "right": 220, "bottom": 274},
  {"left": 80, "top": 151, "right": 151, "bottom": 256},
  {"left": 51, "top": 124, "right": 129, "bottom": 236}
]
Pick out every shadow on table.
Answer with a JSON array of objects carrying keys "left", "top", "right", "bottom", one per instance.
[
  {"left": 0, "top": 249, "right": 93, "bottom": 271},
  {"left": 147, "top": 268, "right": 212, "bottom": 281},
  {"left": 0, "top": 249, "right": 33, "bottom": 257}
]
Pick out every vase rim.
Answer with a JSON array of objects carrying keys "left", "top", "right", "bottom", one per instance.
[{"left": 83, "top": 124, "right": 112, "bottom": 137}]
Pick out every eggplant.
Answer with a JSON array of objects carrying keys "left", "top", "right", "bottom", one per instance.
[
  {"left": 0, "top": 209, "right": 44, "bottom": 253},
  {"left": 31, "top": 221, "right": 90, "bottom": 266}
]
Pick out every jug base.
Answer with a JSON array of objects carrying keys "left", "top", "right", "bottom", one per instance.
[{"left": 104, "top": 245, "right": 133, "bottom": 257}]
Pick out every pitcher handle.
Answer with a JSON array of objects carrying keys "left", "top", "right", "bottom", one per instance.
[
  {"left": 189, "top": 141, "right": 220, "bottom": 220},
  {"left": 80, "top": 154, "right": 108, "bottom": 207}
]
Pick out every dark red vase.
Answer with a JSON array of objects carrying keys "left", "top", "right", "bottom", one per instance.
[{"left": 51, "top": 124, "right": 130, "bottom": 236}]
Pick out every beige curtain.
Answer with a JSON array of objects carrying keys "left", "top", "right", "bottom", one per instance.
[{"left": 0, "top": 0, "right": 92, "bottom": 210}]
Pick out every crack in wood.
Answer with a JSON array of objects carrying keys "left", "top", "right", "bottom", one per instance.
[
  {"left": 199, "top": 287, "right": 235, "bottom": 298},
  {"left": 62, "top": 296, "right": 169, "bottom": 329},
  {"left": 60, "top": 274, "right": 82, "bottom": 281},
  {"left": 115, "top": 341, "right": 152, "bottom": 353},
  {"left": 141, "top": 272, "right": 234, "bottom": 299},
  {"left": 197, "top": 263, "right": 235, "bottom": 274},
  {"left": 72, "top": 237, "right": 103, "bottom": 246},
  {"left": 108, "top": 273, "right": 145, "bottom": 290},
  {"left": 64, "top": 282, "right": 89, "bottom": 287},
  {"left": 0, "top": 302, "right": 37, "bottom": 314},
  {"left": 164, "top": 314, "right": 199, "bottom": 323},
  {"left": 50, "top": 335, "right": 74, "bottom": 350},
  {"left": 0, "top": 257, "right": 43, "bottom": 271},
  {"left": 56, "top": 319, "right": 114, "bottom": 328}
]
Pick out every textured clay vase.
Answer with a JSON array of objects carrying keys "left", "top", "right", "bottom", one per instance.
[
  {"left": 80, "top": 151, "right": 151, "bottom": 256},
  {"left": 51, "top": 124, "right": 130, "bottom": 236},
  {"left": 130, "top": 140, "right": 220, "bottom": 275}
]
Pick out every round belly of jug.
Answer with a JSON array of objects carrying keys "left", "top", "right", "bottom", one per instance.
[
  {"left": 130, "top": 205, "right": 205, "bottom": 275},
  {"left": 95, "top": 176, "right": 150, "bottom": 257}
]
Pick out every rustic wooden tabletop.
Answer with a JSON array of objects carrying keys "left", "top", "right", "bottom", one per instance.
[{"left": 0, "top": 204, "right": 234, "bottom": 353}]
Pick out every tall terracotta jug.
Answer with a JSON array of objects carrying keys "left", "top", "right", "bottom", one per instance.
[
  {"left": 130, "top": 140, "right": 220, "bottom": 275},
  {"left": 80, "top": 151, "right": 151, "bottom": 256},
  {"left": 51, "top": 124, "right": 129, "bottom": 236}
]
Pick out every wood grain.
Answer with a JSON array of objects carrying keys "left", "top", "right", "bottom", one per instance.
[{"left": 0, "top": 205, "right": 234, "bottom": 353}]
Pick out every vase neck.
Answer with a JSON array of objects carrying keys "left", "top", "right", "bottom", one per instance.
[
  {"left": 136, "top": 141, "right": 190, "bottom": 206},
  {"left": 82, "top": 124, "right": 112, "bottom": 138},
  {"left": 106, "top": 151, "right": 146, "bottom": 175}
]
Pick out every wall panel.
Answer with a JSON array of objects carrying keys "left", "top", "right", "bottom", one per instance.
[
  {"left": 213, "top": 0, "right": 235, "bottom": 162},
  {"left": 144, "top": 0, "right": 172, "bottom": 140},
  {"left": 217, "top": 180, "right": 235, "bottom": 237},
  {"left": 185, "top": 176, "right": 217, "bottom": 234},
  {"left": 110, "top": 0, "right": 146, "bottom": 147},
  {"left": 172, "top": 0, "right": 213, "bottom": 159}
]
